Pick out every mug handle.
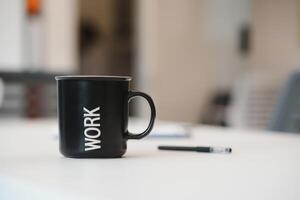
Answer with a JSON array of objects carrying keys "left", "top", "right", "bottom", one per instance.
[{"left": 125, "top": 91, "right": 156, "bottom": 139}]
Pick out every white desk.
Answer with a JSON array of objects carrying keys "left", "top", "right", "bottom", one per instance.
[{"left": 1, "top": 119, "right": 300, "bottom": 200}]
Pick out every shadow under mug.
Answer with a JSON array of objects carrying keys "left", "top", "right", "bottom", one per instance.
[{"left": 56, "top": 76, "right": 156, "bottom": 158}]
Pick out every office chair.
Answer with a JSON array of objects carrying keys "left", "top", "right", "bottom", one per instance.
[{"left": 269, "top": 71, "right": 300, "bottom": 133}]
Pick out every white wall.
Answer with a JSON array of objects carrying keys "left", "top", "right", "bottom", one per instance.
[
  {"left": 204, "top": 0, "right": 251, "bottom": 89},
  {"left": 136, "top": 0, "right": 250, "bottom": 122},
  {"left": 43, "top": 0, "right": 78, "bottom": 73},
  {"left": 0, "top": 0, "right": 25, "bottom": 70},
  {"left": 251, "top": 0, "right": 300, "bottom": 76},
  {"left": 0, "top": 0, "right": 78, "bottom": 73}
]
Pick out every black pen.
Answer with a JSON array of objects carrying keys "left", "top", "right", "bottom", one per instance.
[{"left": 158, "top": 145, "right": 232, "bottom": 154}]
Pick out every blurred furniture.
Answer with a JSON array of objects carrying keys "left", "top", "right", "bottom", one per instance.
[
  {"left": 228, "top": 73, "right": 283, "bottom": 129},
  {"left": 269, "top": 72, "right": 300, "bottom": 133},
  {"left": 79, "top": 0, "right": 134, "bottom": 76},
  {"left": 0, "top": 71, "right": 60, "bottom": 118},
  {"left": 200, "top": 90, "right": 231, "bottom": 126},
  {"left": 1, "top": 119, "right": 300, "bottom": 200}
]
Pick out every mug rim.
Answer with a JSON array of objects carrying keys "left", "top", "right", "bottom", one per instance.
[{"left": 55, "top": 75, "right": 132, "bottom": 81}]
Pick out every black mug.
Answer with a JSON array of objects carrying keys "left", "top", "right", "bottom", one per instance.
[{"left": 55, "top": 76, "right": 156, "bottom": 158}]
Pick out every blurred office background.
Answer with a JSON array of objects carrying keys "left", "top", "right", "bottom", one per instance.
[{"left": 0, "top": 0, "right": 300, "bottom": 133}]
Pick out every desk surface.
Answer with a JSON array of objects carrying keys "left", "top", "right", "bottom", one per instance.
[{"left": 1, "top": 119, "right": 300, "bottom": 200}]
